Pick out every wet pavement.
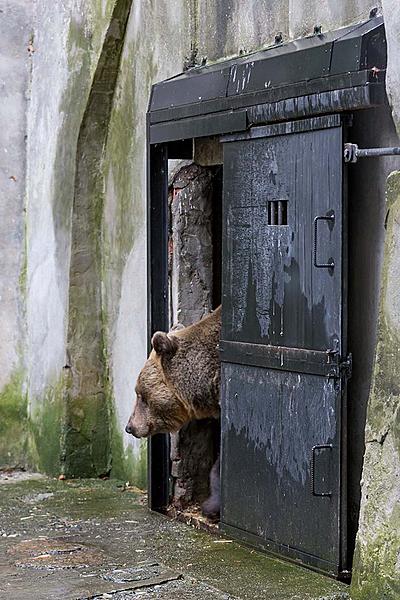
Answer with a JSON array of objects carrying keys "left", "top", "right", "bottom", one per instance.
[{"left": 0, "top": 472, "right": 350, "bottom": 599}]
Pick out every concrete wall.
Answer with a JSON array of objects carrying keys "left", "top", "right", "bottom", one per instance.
[
  {"left": 1, "top": 0, "right": 381, "bottom": 475},
  {"left": 1, "top": 0, "right": 399, "bottom": 594},
  {"left": 26, "top": 0, "right": 125, "bottom": 475},
  {"left": 0, "top": 0, "right": 32, "bottom": 466},
  {"left": 21, "top": 0, "right": 190, "bottom": 483}
]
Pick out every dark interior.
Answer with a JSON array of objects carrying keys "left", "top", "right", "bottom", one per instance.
[{"left": 167, "top": 159, "right": 222, "bottom": 519}]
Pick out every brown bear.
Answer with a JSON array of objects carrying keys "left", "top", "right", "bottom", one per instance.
[{"left": 125, "top": 305, "right": 221, "bottom": 518}]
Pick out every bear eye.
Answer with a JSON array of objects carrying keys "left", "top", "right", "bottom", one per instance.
[{"left": 140, "top": 394, "right": 148, "bottom": 406}]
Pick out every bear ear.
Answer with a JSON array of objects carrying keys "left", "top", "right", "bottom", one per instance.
[{"left": 152, "top": 332, "right": 179, "bottom": 357}]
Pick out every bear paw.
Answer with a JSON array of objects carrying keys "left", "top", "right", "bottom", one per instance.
[{"left": 201, "top": 494, "right": 220, "bottom": 522}]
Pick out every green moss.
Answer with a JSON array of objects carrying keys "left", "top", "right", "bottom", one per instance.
[
  {"left": 102, "top": 32, "right": 157, "bottom": 282},
  {"left": 63, "top": 392, "right": 112, "bottom": 478},
  {"left": 99, "top": 36, "right": 158, "bottom": 490},
  {"left": 99, "top": 31, "right": 155, "bottom": 489},
  {"left": 109, "top": 403, "right": 147, "bottom": 488},
  {"left": 52, "top": 1, "right": 121, "bottom": 233},
  {"left": 102, "top": 43, "right": 143, "bottom": 283},
  {"left": 364, "top": 172, "right": 400, "bottom": 443},
  {"left": 386, "top": 170, "right": 400, "bottom": 205},
  {"left": 30, "top": 378, "right": 65, "bottom": 476},
  {"left": 60, "top": 0, "right": 134, "bottom": 479},
  {"left": 350, "top": 512, "right": 400, "bottom": 599},
  {"left": 0, "top": 372, "right": 30, "bottom": 467}
]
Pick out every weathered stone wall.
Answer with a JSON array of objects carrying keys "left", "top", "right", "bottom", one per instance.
[
  {"left": 23, "top": 0, "right": 190, "bottom": 483},
  {"left": 350, "top": 173, "right": 400, "bottom": 599},
  {"left": 170, "top": 164, "right": 215, "bottom": 326},
  {"left": 346, "top": 104, "right": 400, "bottom": 564}
]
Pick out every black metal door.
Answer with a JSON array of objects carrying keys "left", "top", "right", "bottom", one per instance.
[{"left": 220, "top": 115, "right": 348, "bottom": 576}]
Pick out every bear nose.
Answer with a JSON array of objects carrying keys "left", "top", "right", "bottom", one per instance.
[{"left": 125, "top": 423, "right": 133, "bottom": 435}]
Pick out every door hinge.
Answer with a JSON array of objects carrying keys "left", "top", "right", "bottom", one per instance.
[
  {"left": 344, "top": 143, "right": 400, "bottom": 163},
  {"left": 325, "top": 350, "right": 352, "bottom": 379},
  {"left": 339, "top": 353, "right": 352, "bottom": 379}
]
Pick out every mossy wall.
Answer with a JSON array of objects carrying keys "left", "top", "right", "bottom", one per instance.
[
  {"left": 0, "top": 373, "right": 29, "bottom": 468},
  {"left": 350, "top": 174, "right": 400, "bottom": 600},
  {"left": 25, "top": 0, "right": 120, "bottom": 475},
  {"left": 101, "top": 0, "right": 190, "bottom": 485}
]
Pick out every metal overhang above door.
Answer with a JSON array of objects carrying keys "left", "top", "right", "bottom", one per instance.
[{"left": 147, "top": 16, "right": 386, "bottom": 144}]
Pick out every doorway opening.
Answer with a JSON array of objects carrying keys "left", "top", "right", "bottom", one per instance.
[{"left": 166, "top": 145, "right": 223, "bottom": 526}]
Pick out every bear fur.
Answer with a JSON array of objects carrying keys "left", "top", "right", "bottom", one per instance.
[{"left": 125, "top": 306, "right": 221, "bottom": 518}]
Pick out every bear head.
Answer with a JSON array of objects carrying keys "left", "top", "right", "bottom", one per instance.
[
  {"left": 125, "top": 331, "right": 193, "bottom": 437},
  {"left": 125, "top": 307, "right": 221, "bottom": 439}
]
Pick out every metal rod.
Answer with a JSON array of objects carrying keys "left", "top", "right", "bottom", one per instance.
[
  {"left": 344, "top": 143, "right": 400, "bottom": 163},
  {"left": 358, "top": 146, "right": 400, "bottom": 158}
]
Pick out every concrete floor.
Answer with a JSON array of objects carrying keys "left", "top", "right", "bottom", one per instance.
[{"left": 0, "top": 472, "right": 350, "bottom": 600}]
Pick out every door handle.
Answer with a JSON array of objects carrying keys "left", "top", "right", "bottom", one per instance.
[
  {"left": 311, "top": 444, "right": 332, "bottom": 497},
  {"left": 313, "top": 211, "right": 335, "bottom": 269}
]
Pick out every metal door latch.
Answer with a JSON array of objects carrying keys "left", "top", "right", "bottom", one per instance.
[
  {"left": 313, "top": 211, "right": 335, "bottom": 269},
  {"left": 344, "top": 143, "right": 400, "bottom": 163},
  {"left": 311, "top": 444, "right": 332, "bottom": 497}
]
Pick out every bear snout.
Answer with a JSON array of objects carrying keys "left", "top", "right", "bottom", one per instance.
[
  {"left": 125, "top": 422, "right": 134, "bottom": 435},
  {"left": 125, "top": 417, "right": 150, "bottom": 438}
]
